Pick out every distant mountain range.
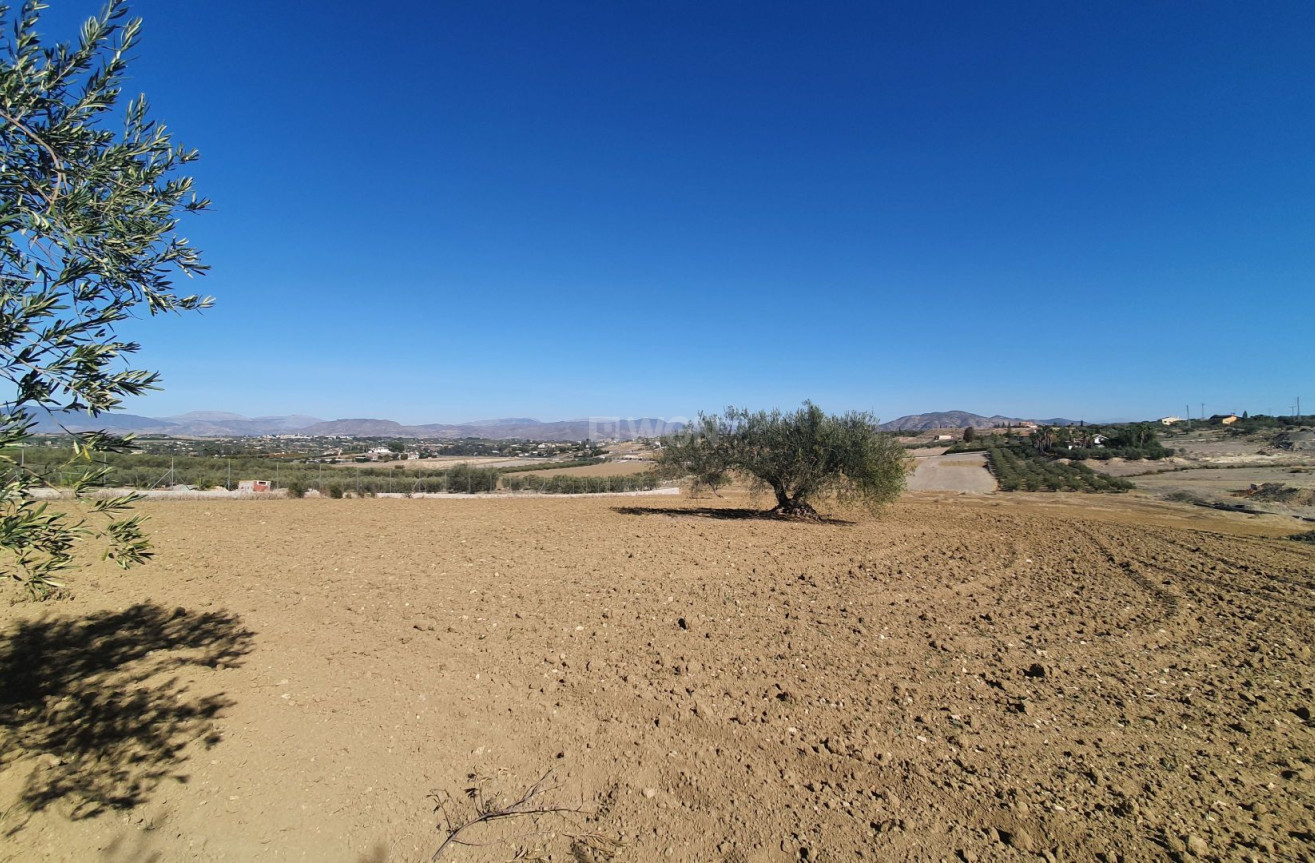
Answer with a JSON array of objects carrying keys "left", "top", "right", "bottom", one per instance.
[
  {"left": 876, "top": 410, "right": 1079, "bottom": 431},
  {"left": 29, "top": 411, "right": 688, "bottom": 441},
  {"left": 28, "top": 408, "right": 1081, "bottom": 440}
]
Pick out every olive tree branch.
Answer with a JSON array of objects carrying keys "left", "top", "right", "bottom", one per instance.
[{"left": 0, "top": 107, "right": 66, "bottom": 204}]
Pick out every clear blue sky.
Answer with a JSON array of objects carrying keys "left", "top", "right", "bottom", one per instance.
[{"left": 38, "top": 1, "right": 1315, "bottom": 424}]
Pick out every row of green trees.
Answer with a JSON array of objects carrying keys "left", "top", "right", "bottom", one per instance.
[
  {"left": 985, "top": 443, "right": 1133, "bottom": 493},
  {"left": 290, "top": 467, "right": 660, "bottom": 496},
  {"left": 503, "top": 472, "right": 659, "bottom": 494},
  {"left": 288, "top": 470, "right": 660, "bottom": 497},
  {"left": 497, "top": 457, "right": 605, "bottom": 473},
  {"left": 1030, "top": 423, "right": 1172, "bottom": 460},
  {"left": 1219, "top": 414, "right": 1312, "bottom": 436},
  {"left": 1, "top": 448, "right": 463, "bottom": 490},
  {"left": 0, "top": 447, "right": 662, "bottom": 497},
  {"left": 294, "top": 467, "right": 501, "bottom": 497},
  {"left": 948, "top": 425, "right": 1172, "bottom": 461}
]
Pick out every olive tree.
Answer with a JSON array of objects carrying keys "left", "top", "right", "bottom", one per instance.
[
  {"left": 657, "top": 403, "right": 908, "bottom": 518},
  {"left": 1, "top": 0, "right": 210, "bottom": 596}
]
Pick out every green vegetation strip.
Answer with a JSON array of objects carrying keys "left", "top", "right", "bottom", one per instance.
[
  {"left": 985, "top": 444, "right": 1133, "bottom": 493},
  {"left": 2, "top": 448, "right": 652, "bottom": 495},
  {"left": 499, "top": 457, "right": 605, "bottom": 473}
]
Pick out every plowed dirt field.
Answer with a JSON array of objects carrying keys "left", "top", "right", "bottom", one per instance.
[{"left": 2, "top": 492, "right": 1312, "bottom": 862}]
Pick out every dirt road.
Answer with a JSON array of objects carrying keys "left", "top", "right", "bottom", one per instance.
[{"left": 906, "top": 452, "right": 998, "bottom": 493}]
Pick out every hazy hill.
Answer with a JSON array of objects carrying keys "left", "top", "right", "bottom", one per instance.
[
  {"left": 31, "top": 411, "right": 175, "bottom": 433},
  {"left": 306, "top": 417, "right": 684, "bottom": 441},
  {"left": 878, "top": 410, "right": 1078, "bottom": 431},
  {"left": 167, "top": 411, "right": 248, "bottom": 422},
  {"left": 28, "top": 408, "right": 1090, "bottom": 439},
  {"left": 30, "top": 411, "right": 343, "bottom": 436},
  {"left": 27, "top": 411, "right": 682, "bottom": 441},
  {"left": 302, "top": 418, "right": 408, "bottom": 436},
  {"left": 251, "top": 415, "right": 326, "bottom": 431},
  {"left": 878, "top": 411, "right": 1017, "bottom": 431}
]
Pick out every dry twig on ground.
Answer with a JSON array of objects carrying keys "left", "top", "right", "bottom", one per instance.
[{"left": 429, "top": 769, "right": 593, "bottom": 861}]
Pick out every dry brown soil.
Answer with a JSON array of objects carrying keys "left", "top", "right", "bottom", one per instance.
[
  {"left": 906, "top": 448, "right": 952, "bottom": 459},
  {"left": 1126, "top": 467, "right": 1315, "bottom": 523},
  {"left": 2, "top": 493, "right": 1313, "bottom": 863},
  {"left": 907, "top": 454, "right": 997, "bottom": 493}
]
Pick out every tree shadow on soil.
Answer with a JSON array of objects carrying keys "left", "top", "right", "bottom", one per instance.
[
  {"left": 0, "top": 602, "right": 254, "bottom": 825},
  {"left": 611, "top": 505, "right": 854, "bottom": 525}
]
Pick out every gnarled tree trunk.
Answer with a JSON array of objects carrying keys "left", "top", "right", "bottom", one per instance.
[{"left": 770, "top": 484, "right": 820, "bottom": 519}]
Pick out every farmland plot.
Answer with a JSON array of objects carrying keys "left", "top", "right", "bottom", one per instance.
[{"left": 1, "top": 493, "right": 1311, "bottom": 862}]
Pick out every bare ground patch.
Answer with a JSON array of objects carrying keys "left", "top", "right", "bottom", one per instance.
[
  {"left": 907, "top": 453, "right": 997, "bottom": 493},
  {"left": 1, "top": 493, "right": 1312, "bottom": 861}
]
